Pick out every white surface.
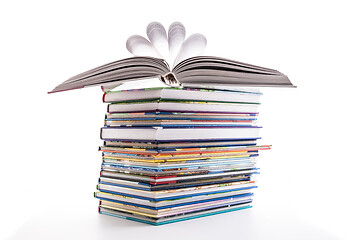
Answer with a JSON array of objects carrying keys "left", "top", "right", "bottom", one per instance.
[
  {"left": 1, "top": 1, "right": 359, "bottom": 239},
  {"left": 7, "top": 199, "right": 338, "bottom": 240}
]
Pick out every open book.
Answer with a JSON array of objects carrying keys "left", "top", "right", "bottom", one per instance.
[{"left": 49, "top": 22, "right": 294, "bottom": 94}]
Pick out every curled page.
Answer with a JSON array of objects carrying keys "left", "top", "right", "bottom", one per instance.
[
  {"left": 173, "top": 33, "right": 207, "bottom": 67},
  {"left": 168, "top": 22, "right": 186, "bottom": 67},
  {"left": 146, "top": 22, "right": 168, "bottom": 60},
  {"left": 126, "top": 35, "right": 162, "bottom": 58}
]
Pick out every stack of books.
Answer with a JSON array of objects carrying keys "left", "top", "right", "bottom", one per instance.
[
  {"left": 48, "top": 21, "right": 294, "bottom": 226},
  {"left": 94, "top": 87, "right": 271, "bottom": 225}
]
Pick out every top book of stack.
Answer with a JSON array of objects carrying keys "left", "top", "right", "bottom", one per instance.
[{"left": 48, "top": 22, "right": 294, "bottom": 94}]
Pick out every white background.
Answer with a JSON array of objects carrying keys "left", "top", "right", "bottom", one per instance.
[{"left": 1, "top": 1, "right": 359, "bottom": 239}]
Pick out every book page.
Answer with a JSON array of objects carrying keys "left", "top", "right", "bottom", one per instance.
[
  {"left": 147, "top": 22, "right": 168, "bottom": 60},
  {"left": 168, "top": 22, "right": 186, "bottom": 67},
  {"left": 126, "top": 35, "right": 162, "bottom": 58},
  {"left": 173, "top": 33, "right": 207, "bottom": 68}
]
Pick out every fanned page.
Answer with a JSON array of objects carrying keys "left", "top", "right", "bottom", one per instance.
[
  {"left": 127, "top": 22, "right": 206, "bottom": 70},
  {"left": 126, "top": 35, "right": 162, "bottom": 58},
  {"left": 146, "top": 22, "right": 168, "bottom": 60},
  {"left": 168, "top": 22, "right": 186, "bottom": 68},
  {"left": 173, "top": 33, "right": 207, "bottom": 68}
]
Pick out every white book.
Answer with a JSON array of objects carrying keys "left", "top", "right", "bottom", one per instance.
[
  {"left": 103, "top": 87, "right": 261, "bottom": 103},
  {"left": 104, "top": 120, "right": 256, "bottom": 127},
  {"left": 107, "top": 100, "right": 259, "bottom": 113},
  {"left": 100, "top": 126, "right": 261, "bottom": 141}
]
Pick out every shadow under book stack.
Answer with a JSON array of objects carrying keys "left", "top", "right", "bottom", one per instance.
[{"left": 94, "top": 87, "right": 270, "bottom": 225}]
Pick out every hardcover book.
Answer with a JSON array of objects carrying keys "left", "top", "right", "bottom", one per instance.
[{"left": 48, "top": 22, "right": 294, "bottom": 94}]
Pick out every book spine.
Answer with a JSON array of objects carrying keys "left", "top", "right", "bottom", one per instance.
[{"left": 102, "top": 92, "right": 107, "bottom": 103}]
